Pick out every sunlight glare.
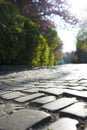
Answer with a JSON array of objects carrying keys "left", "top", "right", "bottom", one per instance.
[{"left": 67, "top": 0, "right": 87, "bottom": 19}]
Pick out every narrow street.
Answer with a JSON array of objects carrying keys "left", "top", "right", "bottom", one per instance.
[{"left": 0, "top": 64, "right": 87, "bottom": 130}]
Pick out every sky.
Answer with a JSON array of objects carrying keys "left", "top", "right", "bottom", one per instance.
[{"left": 54, "top": 0, "right": 87, "bottom": 52}]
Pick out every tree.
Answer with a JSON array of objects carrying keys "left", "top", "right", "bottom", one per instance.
[
  {"left": 0, "top": 0, "right": 56, "bottom": 66},
  {"left": 0, "top": 0, "right": 25, "bottom": 64},
  {"left": 76, "top": 22, "right": 87, "bottom": 63},
  {"left": 5, "top": 0, "right": 78, "bottom": 29},
  {"left": 43, "top": 27, "right": 63, "bottom": 61},
  {"left": 32, "top": 34, "right": 50, "bottom": 66},
  {"left": 48, "top": 52, "right": 55, "bottom": 66}
]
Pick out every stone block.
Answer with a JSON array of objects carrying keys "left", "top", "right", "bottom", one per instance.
[
  {"left": 1, "top": 91, "right": 25, "bottom": 100},
  {"left": 47, "top": 118, "right": 78, "bottom": 130},
  {"left": 31, "top": 96, "right": 56, "bottom": 105},
  {"left": 14, "top": 93, "right": 45, "bottom": 103},
  {"left": 60, "top": 102, "right": 87, "bottom": 119},
  {"left": 0, "top": 109, "right": 50, "bottom": 130},
  {"left": 42, "top": 97, "right": 77, "bottom": 112}
]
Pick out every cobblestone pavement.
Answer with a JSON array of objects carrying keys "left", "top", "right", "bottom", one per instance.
[{"left": 0, "top": 64, "right": 87, "bottom": 130}]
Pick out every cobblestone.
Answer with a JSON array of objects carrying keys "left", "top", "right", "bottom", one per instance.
[
  {"left": 39, "top": 88, "right": 64, "bottom": 96},
  {"left": 14, "top": 93, "right": 45, "bottom": 103},
  {"left": 1, "top": 91, "right": 26, "bottom": 100},
  {"left": 47, "top": 118, "right": 78, "bottom": 130},
  {"left": 31, "top": 95, "right": 56, "bottom": 105},
  {"left": 60, "top": 102, "right": 87, "bottom": 119},
  {"left": 0, "top": 64, "right": 87, "bottom": 130},
  {"left": 42, "top": 97, "right": 77, "bottom": 112},
  {"left": 0, "top": 109, "right": 50, "bottom": 130}
]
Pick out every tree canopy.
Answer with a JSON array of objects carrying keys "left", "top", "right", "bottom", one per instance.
[
  {"left": 76, "top": 22, "right": 87, "bottom": 63},
  {"left": 76, "top": 23, "right": 87, "bottom": 51},
  {"left": 0, "top": 0, "right": 24, "bottom": 64},
  {"left": 6, "top": 0, "right": 78, "bottom": 28},
  {"left": 0, "top": 0, "right": 63, "bottom": 66}
]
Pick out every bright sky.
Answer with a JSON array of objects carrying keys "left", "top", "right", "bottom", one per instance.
[{"left": 55, "top": 0, "right": 87, "bottom": 52}]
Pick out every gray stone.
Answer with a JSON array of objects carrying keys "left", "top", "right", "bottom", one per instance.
[
  {"left": 67, "top": 80, "right": 78, "bottom": 83},
  {"left": 0, "top": 103, "right": 24, "bottom": 117},
  {"left": 56, "top": 85, "right": 68, "bottom": 89},
  {"left": 60, "top": 102, "right": 87, "bottom": 119},
  {"left": 0, "top": 90, "right": 12, "bottom": 96},
  {"left": 0, "top": 109, "right": 50, "bottom": 130},
  {"left": 21, "top": 88, "right": 39, "bottom": 93},
  {"left": 39, "top": 88, "right": 64, "bottom": 96},
  {"left": 81, "top": 83, "right": 87, "bottom": 87},
  {"left": 10, "top": 87, "right": 28, "bottom": 91},
  {"left": 31, "top": 96, "right": 56, "bottom": 105},
  {"left": 42, "top": 97, "right": 77, "bottom": 112},
  {"left": 47, "top": 118, "right": 78, "bottom": 130},
  {"left": 78, "top": 80, "right": 87, "bottom": 84},
  {"left": 0, "top": 84, "right": 8, "bottom": 90},
  {"left": 35, "top": 83, "right": 56, "bottom": 88},
  {"left": 14, "top": 93, "right": 45, "bottom": 103},
  {"left": 82, "top": 86, "right": 87, "bottom": 90},
  {"left": 67, "top": 86, "right": 86, "bottom": 90},
  {"left": 1, "top": 91, "right": 25, "bottom": 100},
  {"left": 0, "top": 105, "right": 5, "bottom": 117},
  {"left": 64, "top": 89, "right": 87, "bottom": 99},
  {"left": 9, "top": 83, "right": 24, "bottom": 87},
  {"left": 69, "top": 83, "right": 79, "bottom": 86}
]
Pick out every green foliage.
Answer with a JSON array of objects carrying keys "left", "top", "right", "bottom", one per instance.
[
  {"left": 0, "top": 1, "right": 25, "bottom": 64},
  {"left": 76, "top": 24, "right": 87, "bottom": 51},
  {"left": 19, "top": 17, "right": 40, "bottom": 66},
  {"left": 47, "top": 128, "right": 53, "bottom": 130},
  {"left": 0, "top": 0, "right": 4, "bottom": 2},
  {"left": 39, "top": 35, "right": 49, "bottom": 66},
  {"left": 0, "top": 0, "right": 40, "bottom": 66},
  {"left": 76, "top": 22, "right": 87, "bottom": 63},
  {"left": 43, "top": 27, "right": 63, "bottom": 64},
  {"left": 0, "top": 0, "right": 60, "bottom": 66},
  {"left": 44, "top": 28, "right": 62, "bottom": 51},
  {"left": 48, "top": 52, "right": 55, "bottom": 66},
  {"left": 32, "top": 34, "right": 50, "bottom": 66}
]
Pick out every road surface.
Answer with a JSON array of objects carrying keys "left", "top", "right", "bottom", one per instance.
[{"left": 0, "top": 64, "right": 87, "bottom": 130}]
